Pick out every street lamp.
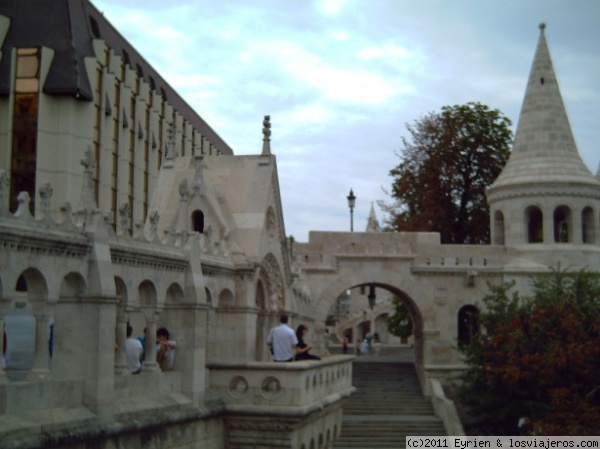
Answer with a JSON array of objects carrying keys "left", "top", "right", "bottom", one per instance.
[
  {"left": 368, "top": 285, "right": 376, "bottom": 310},
  {"left": 347, "top": 188, "right": 356, "bottom": 232}
]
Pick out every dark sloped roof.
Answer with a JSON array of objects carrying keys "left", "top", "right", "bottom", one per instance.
[
  {"left": 0, "top": 0, "right": 94, "bottom": 100},
  {"left": 0, "top": 0, "right": 234, "bottom": 155}
]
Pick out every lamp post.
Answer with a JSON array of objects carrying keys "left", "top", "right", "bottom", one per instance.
[{"left": 347, "top": 188, "right": 356, "bottom": 232}]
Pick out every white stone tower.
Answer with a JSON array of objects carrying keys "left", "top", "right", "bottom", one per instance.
[{"left": 487, "top": 24, "right": 600, "bottom": 248}]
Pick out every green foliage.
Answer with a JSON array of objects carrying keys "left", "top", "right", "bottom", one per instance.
[
  {"left": 382, "top": 102, "right": 512, "bottom": 244},
  {"left": 456, "top": 267, "right": 600, "bottom": 435},
  {"left": 387, "top": 296, "right": 413, "bottom": 338}
]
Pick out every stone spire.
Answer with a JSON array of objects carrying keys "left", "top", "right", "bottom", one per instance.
[
  {"left": 365, "top": 202, "right": 380, "bottom": 232},
  {"left": 489, "top": 23, "right": 598, "bottom": 192}
]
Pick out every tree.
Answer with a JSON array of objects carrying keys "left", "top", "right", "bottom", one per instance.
[
  {"left": 383, "top": 102, "right": 512, "bottom": 244},
  {"left": 456, "top": 267, "right": 600, "bottom": 435},
  {"left": 387, "top": 296, "right": 413, "bottom": 340}
]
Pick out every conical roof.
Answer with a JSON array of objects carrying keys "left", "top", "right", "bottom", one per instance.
[{"left": 490, "top": 24, "right": 599, "bottom": 191}]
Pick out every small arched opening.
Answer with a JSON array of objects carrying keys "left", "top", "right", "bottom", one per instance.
[
  {"left": 492, "top": 209, "right": 505, "bottom": 245},
  {"left": 191, "top": 209, "right": 204, "bottom": 233},
  {"left": 525, "top": 206, "right": 543, "bottom": 243},
  {"left": 458, "top": 305, "right": 480, "bottom": 348},
  {"left": 553, "top": 205, "right": 572, "bottom": 243},
  {"left": 582, "top": 206, "right": 595, "bottom": 244}
]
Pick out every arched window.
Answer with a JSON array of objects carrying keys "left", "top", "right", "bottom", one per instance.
[
  {"left": 191, "top": 210, "right": 204, "bottom": 233},
  {"left": 492, "top": 209, "right": 505, "bottom": 245},
  {"left": 553, "top": 206, "right": 571, "bottom": 243},
  {"left": 525, "top": 206, "right": 543, "bottom": 243},
  {"left": 458, "top": 305, "right": 480, "bottom": 347},
  {"left": 582, "top": 207, "right": 595, "bottom": 244}
]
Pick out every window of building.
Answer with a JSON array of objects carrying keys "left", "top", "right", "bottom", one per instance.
[
  {"left": 492, "top": 209, "right": 505, "bottom": 245},
  {"left": 191, "top": 210, "right": 204, "bottom": 233},
  {"left": 11, "top": 48, "right": 40, "bottom": 214},
  {"left": 111, "top": 78, "right": 121, "bottom": 230},
  {"left": 458, "top": 305, "right": 479, "bottom": 347}
]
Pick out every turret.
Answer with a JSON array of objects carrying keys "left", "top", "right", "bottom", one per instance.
[{"left": 487, "top": 24, "right": 600, "bottom": 247}]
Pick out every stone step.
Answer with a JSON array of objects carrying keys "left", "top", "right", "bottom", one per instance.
[
  {"left": 344, "top": 404, "right": 433, "bottom": 416},
  {"left": 334, "top": 361, "right": 446, "bottom": 447}
]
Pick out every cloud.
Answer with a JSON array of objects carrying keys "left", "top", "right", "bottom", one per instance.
[{"left": 315, "top": 0, "right": 351, "bottom": 15}]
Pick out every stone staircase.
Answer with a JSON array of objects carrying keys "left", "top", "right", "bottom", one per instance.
[{"left": 333, "top": 358, "right": 446, "bottom": 449}]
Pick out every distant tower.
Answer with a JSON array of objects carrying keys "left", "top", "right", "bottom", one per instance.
[
  {"left": 365, "top": 202, "right": 380, "bottom": 232},
  {"left": 487, "top": 24, "right": 600, "bottom": 247}
]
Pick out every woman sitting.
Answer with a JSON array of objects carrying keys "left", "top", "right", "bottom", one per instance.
[{"left": 295, "top": 324, "right": 321, "bottom": 361}]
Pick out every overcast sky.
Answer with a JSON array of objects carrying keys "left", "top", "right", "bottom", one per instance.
[{"left": 91, "top": 0, "right": 600, "bottom": 242}]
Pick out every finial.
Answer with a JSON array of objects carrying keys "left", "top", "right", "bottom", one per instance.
[
  {"left": 262, "top": 115, "right": 271, "bottom": 155},
  {"left": 539, "top": 22, "right": 546, "bottom": 32}
]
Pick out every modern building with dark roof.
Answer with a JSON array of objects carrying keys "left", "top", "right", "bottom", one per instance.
[{"left": 0, "top": 0, "right": 233, "bottom": 229}]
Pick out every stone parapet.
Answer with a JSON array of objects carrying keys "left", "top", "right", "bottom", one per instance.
[
  {"left": 208, "top": 355, "right": 355, "bottom": 448},
  {"left": 208, "top": 355, "right": 354, "bottom": 412}
]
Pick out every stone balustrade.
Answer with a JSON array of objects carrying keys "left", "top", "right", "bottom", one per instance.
[
  {"left": 208, "top": 355, "right": 354, "bottom": 413},
  {"left": 208, "top": 355, "right": 355, "bottom": 448}
]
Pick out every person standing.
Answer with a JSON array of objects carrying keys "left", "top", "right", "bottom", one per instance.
[
  {"left": 355, "top": 339, "right": 362, "bottom": 356},
  {"left": 136, "top": 328, "right": 147, "bottom": 361},
  {"left": 267, "top": 314, "right": 298, "bottom": 362},
  {"left": 125, "top": 324, "right": 143, "bottom": 374},
  {"left": 342, "top": 337, "right": 349, "bottom": 354},
  {"left": 361, "top": 338, "right": 370, "bottom": 355}
]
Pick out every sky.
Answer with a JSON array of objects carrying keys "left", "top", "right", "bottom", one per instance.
[{"left": 91, "top": 0, "right": 600, "bottom": 242}]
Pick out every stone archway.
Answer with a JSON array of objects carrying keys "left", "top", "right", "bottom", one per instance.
[{"left": 313, "top": 270, "right": 426, "bottom": 383}]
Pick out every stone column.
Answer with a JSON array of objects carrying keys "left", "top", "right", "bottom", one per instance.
[
  {"left": 0, "top": 312, "right": 7, "bottom": 384},
  {"left": 572, "top": 211, "right": 583, "bottom": 244},
  {"left": 114, "top": 313, "right": 128, "bottom": 375},
  {"left": 81, "top": 296, "right": 118, "bottom": 418},
  {"left": 30, "top": 304, "right": 50, "bottom": 379},
  {"left": 543, "top": 212, "right": 554, "bottom": 243},
  {"left": 179, "top": 304, "right": 209, "bottom": 404},
  {"left": 142, "top": 316, "right": 159, "bottom": 372}
]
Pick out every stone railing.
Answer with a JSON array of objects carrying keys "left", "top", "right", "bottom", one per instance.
[
  {"left": 208, "top": 355, "right": 354, "bottom": 414},
  {"left": 207, "top": 355, "right": 355, "bottom": 448},
  {"left": 429, "top": 378, "right": 465, "bottom": 436}
]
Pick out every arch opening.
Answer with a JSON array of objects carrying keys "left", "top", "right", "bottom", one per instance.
[{"left": 525, "top": 206, "right": 543, "bottom": 243}]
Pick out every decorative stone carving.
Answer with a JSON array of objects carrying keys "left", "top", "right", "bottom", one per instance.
[
  {"left": 57, "top": 202, "right": 78, "bottom": 231},
  {"left": 133, "top": 221, "right": 144, "bottom": 240},
  {"left": 228, "top": 376, "right": 249, "bottom": 398},
  {"left": 165, "top": 121, "right": 177, "bottom": 160},
  {"left": 148, "top": 211, "right": 160, "bottom": 241},
  {"left": 260, "top": 376, "right": 282, "bottom": 400},
  {"left": 75, "top": 146, "right": 99, "bottom": 225},
  {"left": 262, "top": 254, "right": 284, "bottom": 310},
  {"left": 261, "top": 115, "right": 271, "bottom": 155},
  {"left": 14, "top": 191, "right": 33, "bottom": 221},
  {"left": 39, "top": 181, "right": 53, "bottom": 227},
  {"left": 118, "top": 202, "right": 130, "bottom": 236},
  {"left": 179, "top": 178, "right": 190, "bottom": 201}
]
